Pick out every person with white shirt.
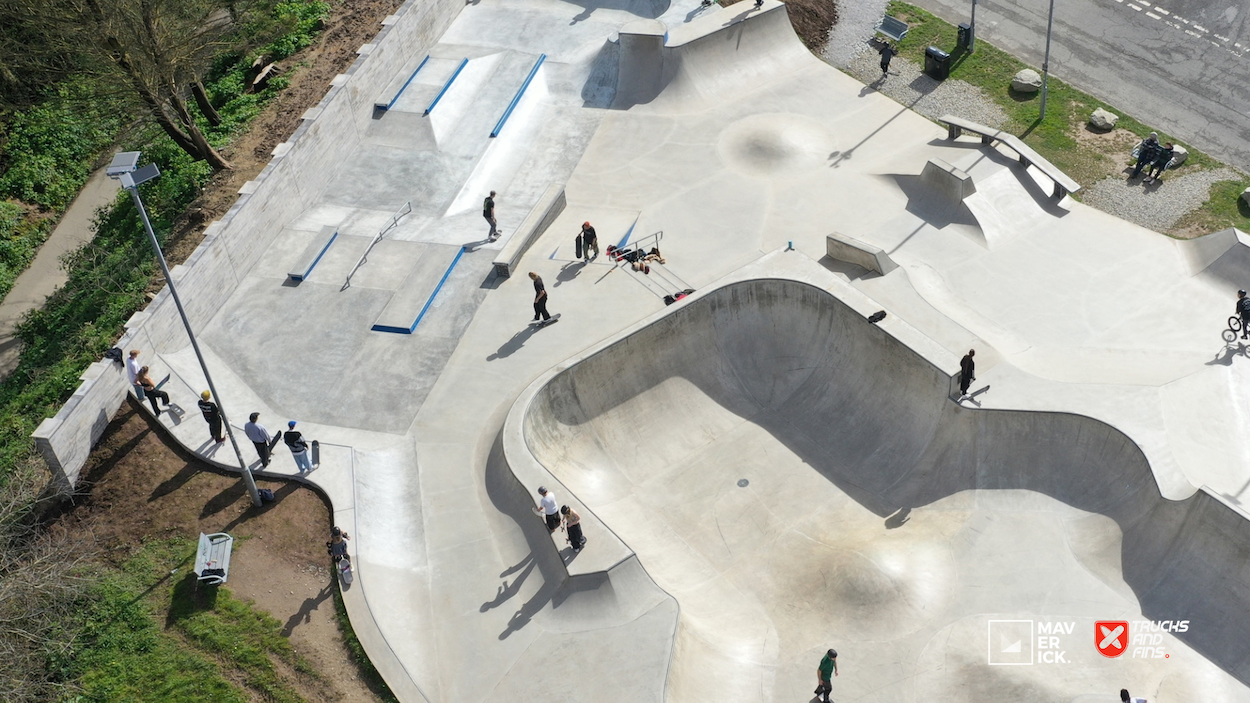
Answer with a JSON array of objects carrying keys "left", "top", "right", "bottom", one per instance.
[
  {"left": 532, "top": 486, "right": 560, "bottom": 533},
  {"left": 1120, "top": 689, "right": 1146, "bottom": 703},
  {"left": 126, "top": 349, "right": 144, "bottom": 400},
  {"left": 244, "top": 413, "right": 273, "bottom": 468}
]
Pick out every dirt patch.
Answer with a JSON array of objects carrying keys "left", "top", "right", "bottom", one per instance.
[
  {"left": 719, "top": 0, "right": 837, "bottom": 51},
  {"left": 59, "top": 402, "right": 383, "bottom": 702},
  {"left": 163, "top": 0, "right": 407, "bottom": 267}
]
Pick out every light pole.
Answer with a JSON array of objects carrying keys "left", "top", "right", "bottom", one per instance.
[
  {"left": 106, "top": 151, "right": 262, "bottom": 508},
  {"left": 969, "top": 0, "right": 978, "bottom": 51},
  {"left": 1040, "top": 0, "right": 1056, "bottom": 119}
]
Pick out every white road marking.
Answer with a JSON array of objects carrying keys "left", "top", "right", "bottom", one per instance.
[
  {"left": 1193, "top": 23, "right": 1209, "bottom": 32},
  {"left": 1147, "top": 11, "right": 1161, "bottom": 19},
  {"left": 1128, "top": 3, "right": 1142, "bottom": 10},
  {"left": 1154, "top": 6, "right": 1169, "bottom": 14},
  {"left": 1216, "top": 34, "right": 1231, "bottom": 42}
]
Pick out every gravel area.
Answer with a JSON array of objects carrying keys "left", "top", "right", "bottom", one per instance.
[
  {"left": 841, "top": 53, "right": 1009, "bottom": 129},
  {"left": 821, "top": 0, "right": 888, "bottom": 68},
  {"left": 1082, "top": 168, "right": 1242, "bottom": 232}
]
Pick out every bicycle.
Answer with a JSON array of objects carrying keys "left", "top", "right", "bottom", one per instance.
[{"left": 1223, "top": 316, "right": 1244, "bottom": 343}]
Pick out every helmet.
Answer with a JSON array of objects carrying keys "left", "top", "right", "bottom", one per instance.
[
  {"left": 827, "top": 649, "right": 837, "bottom": 658},
  {"left": 331, "top": 526, "right": 342, "bottom": 537},
  {"left": 1240, "top": 290, "right": 1247, "bottom": 296},
  {"left": 288, "top": 420, "right": 297, "bottom": 428},
  {"left": 200, "top": 390, "right": 211, "bottom": 400}
]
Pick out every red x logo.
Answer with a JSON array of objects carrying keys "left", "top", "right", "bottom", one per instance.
[{"left": 1096, "top": 621, "right": 1129, "bottom": 658}]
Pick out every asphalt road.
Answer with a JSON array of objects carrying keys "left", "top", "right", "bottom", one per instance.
[{"left": 908, "top": 0, "right": 1250, "bottom": 172}]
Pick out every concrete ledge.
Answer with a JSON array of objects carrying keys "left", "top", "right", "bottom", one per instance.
[
  {"left": 826, "top": 232, "right": 898, "bottom": 275},
  {"left": 493, "top": 183, "right": 565, "bottom": 278},
  {"left": 288, "top": 226, "right": 339, "bottom": 282},
  {"left": 921, "top": 158, "right": 976, "bottom": 203}
]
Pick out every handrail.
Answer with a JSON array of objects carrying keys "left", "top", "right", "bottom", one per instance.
[
  {"left": 424, "top": 58, "right": 468, "bottom": 115},
  {"left": 342, "top": 201, "right": 412, "bottom": 291},
  {"left": 491, "top": 54, "right": 546, "bottom": 138}
]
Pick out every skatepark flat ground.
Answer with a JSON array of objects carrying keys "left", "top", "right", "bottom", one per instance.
[{"left": 123, "top": 0, "right": 1250, "bottom": 699}]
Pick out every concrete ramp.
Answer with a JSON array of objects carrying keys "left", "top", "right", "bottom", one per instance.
[
  {"left": 513, "top": 253, "right": 1250, "bottom": 700},
  {"left": 1182, "top": 227, "right": 1250, "bottom": 289}
]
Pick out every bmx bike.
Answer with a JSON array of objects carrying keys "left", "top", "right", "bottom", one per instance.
[{"left": 1223, "top": 316, "right": 1245, "bottom": 343}]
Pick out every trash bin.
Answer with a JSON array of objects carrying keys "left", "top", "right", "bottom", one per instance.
[
  {"left": 957, "top": 23, "right": 973, "bottom": 50},
  {"left": 925, "top": 46, "right": 951, "bottom": 80}
]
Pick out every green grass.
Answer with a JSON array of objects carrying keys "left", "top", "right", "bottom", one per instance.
[{"left": 886, "top": 1, "right": 1249, "bottom": 234}]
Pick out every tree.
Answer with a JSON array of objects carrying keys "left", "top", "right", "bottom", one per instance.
[{"left": 0, "top": 0, "right": 275, "bottom": 170}]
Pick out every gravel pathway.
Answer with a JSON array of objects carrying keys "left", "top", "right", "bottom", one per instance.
[
  {"left": 822, "top": 0, "right": 889, "bottom": 68},
  {"left": 1082, "top": 168, "right": 1241, "bottom": 232},
  {"left": 842, "top": 54, "right": 1009, "bottom": 129}
]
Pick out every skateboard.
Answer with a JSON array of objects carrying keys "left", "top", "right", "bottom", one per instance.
[
  {"left": 338, "top": 554, "right": 353, "bottom": 586},
  {"left": 575, "top": 234, "right": 583, "bottom": 259},
  {"left": 311, "top": 439, "right": 320, "bottom": 467},
  {"left": 530, "top": 313, "right": 561, "bottom": 328}
]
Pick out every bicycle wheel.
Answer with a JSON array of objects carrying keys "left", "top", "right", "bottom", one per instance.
[
  {"left": 1230, "top": 316, "right": 1243, "bottom": 333},
  {"left": 1224, "top": 328, "right": 1238, "bottom": 343}
]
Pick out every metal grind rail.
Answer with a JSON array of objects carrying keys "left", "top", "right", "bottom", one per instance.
[
  {"left": 609, "top": 231, "right": 693, "bottom": 300},
  {"left": 342, "top": 200, "right": 412, "bottom": 291}
]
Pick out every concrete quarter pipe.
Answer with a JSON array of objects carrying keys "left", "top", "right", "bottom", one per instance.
[{"left": 513, "top": 252, "right": 1250, "bottom": 701}]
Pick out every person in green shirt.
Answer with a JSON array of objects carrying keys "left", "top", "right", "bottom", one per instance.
[{"left": 815, "top": 648, "right": 838, "bottom": 702}]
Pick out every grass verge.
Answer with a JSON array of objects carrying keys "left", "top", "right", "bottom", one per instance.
[
  {"left": 333, "top": 583, "right": 398, "bottom": 702},
  {"left": 885, "top": 1, "right": 1250, "bottom": 235}
]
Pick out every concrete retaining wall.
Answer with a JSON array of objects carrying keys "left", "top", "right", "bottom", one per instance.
[{"left": 32, "top": 0, "right": 465, "bottom": 494}]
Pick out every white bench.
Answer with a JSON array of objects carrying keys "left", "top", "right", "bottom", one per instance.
[
  {"left": 194, "top": 532, "right": 234, "bottom": 585},
  {"left": 288, "top": 225, "right": 339, "bottom": 282},
  {"left": 938, "top": 114, "right": 1080, "bottom": 200}
]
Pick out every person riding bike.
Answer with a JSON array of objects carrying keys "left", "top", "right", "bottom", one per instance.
[{"left": 1237, "top": 290, "right": 1250, "bottom": 340}]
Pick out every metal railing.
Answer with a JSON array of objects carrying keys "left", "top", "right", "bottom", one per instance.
[
  {"left": 609, "top": 231, "right": 693, "bottom": 299},
  {"left": 342, "top": 201, "right": 412, "bottom": 291}
]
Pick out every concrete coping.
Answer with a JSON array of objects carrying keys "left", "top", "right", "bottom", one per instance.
[
  {"left": 825, "top": 232, "right": 899, "bottom": 276},
  {"left": 502, "top": 249, "right": 962, "bottom": 581},
  {"left": 664, "top": 0, "right": 784, "bottom": 47},
  {"left": 620, "top": 18, "right": 665, "bottom": 37}
]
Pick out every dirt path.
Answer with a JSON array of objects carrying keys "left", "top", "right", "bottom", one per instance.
[
  {"left": 65, "top": 403, "right": 385, "bottom": 702},
  {"left": 0, "top": 168, "right": 119, "bottom": 377}
]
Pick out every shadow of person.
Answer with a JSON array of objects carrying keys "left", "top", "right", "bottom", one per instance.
[
  {"left": 885, "top": 507, "right": 911, "bottom": 529},
  {"left": 553, "top": 261, "right": 586, "bottom": 287},
  {"left": 481, "top": 554, "right": 537, "bottom": 613},
  {"left": 282, "top": 582, "right": 335, "bottom": 637},
  {"left": 487, "top": 325, "right": 540, "bottom": 361}
]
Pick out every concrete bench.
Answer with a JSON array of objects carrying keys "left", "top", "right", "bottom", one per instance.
[
  {"left": 288, "top": 226, "right": 338, "bottom": 282},
  {"left": 876, "top": 15, "right": 909, "bottom": 42},
  {"left": 372, "top": 245, "right": 465, "bottom": 334},
  {"left": 492, "top": 184, "right": 566, "bottom": 278},
  {"left": 939, "top": 114, "right": 1080, "bottom": 200},
  {"left": 194, "top": 532, "right": 234, "bottom": 585},
  {"left": 826, "top": 233, "right": 898, "bottom": 275}
]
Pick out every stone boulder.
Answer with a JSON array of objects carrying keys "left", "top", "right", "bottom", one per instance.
[
  {"left": 1169, "top": 144, "right": 1188, "bottom": 167},
  {"left": 1011, "top": 69, "right": 1042, "bottom": 93},
  {"left": 1088, "top": 108, "right": 1119, "bottom": 131}
]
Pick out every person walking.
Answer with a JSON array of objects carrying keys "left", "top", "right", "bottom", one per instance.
[
  {"left": 284, "top": 421, "right": 313, "bottom": 473},
  {"left": 135, "top": 366, "right": 170, "bottom": 416},
  {"left": 126, "top": 349, "right": 145, "bottom": 401},
  {"left": 581, "top": 221, "right": 599, "bottom": 262},
  {"left": 529, "top": 272, "right": 551, "bottom": 322},
  {"left": 878, "top": 42, "right": 898, "bottom": 76},
  {"left": 532, "top": 486, "right": 560, "bottom": 532},
  {"left": 1237, "top": 290, "right": 1250, "bottom": 340},
  {"left": 244, "top": 412, "right": 273, "bottom": 468},
  {"left": 1120, "top": 689, "right": 1146, "bottom": 703},
  {"left": 483, "top": 190, "right": 498, "bottom": 240},
  {"left": 327, "top": 526, "right": 350, "bottom": 563},
  {"left": 814, "top": 648, "right": 838, "bottom": 703},
  {"left": 1131, "top": 133, "right": 1160, "bottom": 180},
  {"left": 1144, "top": 142, "right": 1174, "bottom": 184},
  {"left": 198, "top": 390, "right": 225, "bottom": 443},
  {"left": 561, "top": 505, "right": 586, "bottom": 551},
  {"left": 959, "top": 349, "right": 976, "bottom": 398}
]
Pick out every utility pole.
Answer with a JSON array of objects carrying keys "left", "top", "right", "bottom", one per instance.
[{"left": 1040, "top": 0, "right": 1056, "bottom": 119}]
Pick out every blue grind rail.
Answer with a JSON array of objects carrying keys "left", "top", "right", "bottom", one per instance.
[
  {"left": 289, "top": 230, "right": 339, "bottom": 282},
  {"left": 616, "top": 221, "right": 636, "bottom": 249},
  {"left": 371, "top": 246, "right": 467, "bottom": 334},
  {"left": 380, "top": 55, "right": 430, "bottom": 111},
  {"left": 425, "top": 58, "right": 468, "bottom": 115},
  {"left": 491, "top": 54, "right": 546, "bottom": 138}
]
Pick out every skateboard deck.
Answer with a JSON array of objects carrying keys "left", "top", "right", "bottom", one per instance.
[
  {"left": 311, "top": 439, "right": 320, "bottom": 467},
  {"left": 575, "top": 234, "right": 583, "bottom": 259},
  {"left": 530, "top": 313, "right": 561, "bottom": 327}
]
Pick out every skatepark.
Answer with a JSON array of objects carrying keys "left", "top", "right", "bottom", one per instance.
[{"left": 35, "top": 0, "right": 1250, "bottom": 699}]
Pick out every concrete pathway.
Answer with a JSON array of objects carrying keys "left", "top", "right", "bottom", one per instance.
[{"left": 0, "top": 167, "right": 119, "bottom": 376}]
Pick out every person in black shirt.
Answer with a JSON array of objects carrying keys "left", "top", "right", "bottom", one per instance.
[
  {"left": 198, "top": 390, "right": 225, "bottom": 443},
  {"left": 529, "top": 271, "right": 551, "bottom": 322},
  {"left": 483, "top": 190, "right": 498, "bottom": 239},
  {"left": 580, "top": 221, "right": 598, "bottom": 262},
  {"left": 959, "top": 349, "right": 976, "bottom": 398},
  {"left": 878, "top": 43, "right": 898, "bottom": 76},
  {"left": 1237, "top": 290, "right": 1250, "bottom": 340}
]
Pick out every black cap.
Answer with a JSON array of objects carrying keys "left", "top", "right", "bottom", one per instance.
[{"left": 827, "top": 649, "right": 837, "bottom": 658}]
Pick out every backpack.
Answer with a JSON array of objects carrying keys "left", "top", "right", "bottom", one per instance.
[{"left": 258, "top": 488, "right": 275, "bottom": 503}]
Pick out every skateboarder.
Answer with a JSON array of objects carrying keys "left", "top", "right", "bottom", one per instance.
[
  {"left": 483, "top": 190, "right": 498, "bottom": 239},
  {"left": 244, "top": 412, "right": 273, "bottom": 468},
  {"left": 529, "top": 272, "right": 551, "bottom": 323},
  {"left": 327, "top": 526, "right": 350, "bottom": 563},
  {"left": 581, "top": 221, "right": 598, "bottom": 261},
  {"left": 284, "top": 420, "right": 313, "bottom": 473},
  {"left": 878, "top": 42, "right": 898, "bottom": 76},
  {"left": 135, "top": 366, "right": 170, "bottom": 417},
  {"left": 533, "top": 486, "right": 560, "bottom": 532},
  {"left": 561, "top": 505, "right": 586, "bottom": 551},
  {"left": 959, "top": 349, "right": 976, "bottom": 398},
  {"left": 198, "top": 390, "right": 225, "bottom": 443},
  {"left": 814, "top": 649, "right": 838, "bottom": 703},
  {"left": 1236, "top": 290, "right": 1250, "bottom": 340}
]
